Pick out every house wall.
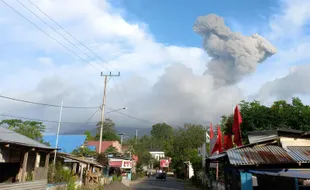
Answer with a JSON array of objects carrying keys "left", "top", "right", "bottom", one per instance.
[
  {"left": 149, "top": 151, "right": 165, "bottom": 161},
  {"left": 112, "top": 141, "right": 122, "bottom": 153},
  {"left": 87, "top": 141, "right": 122, "bottom": 153}
]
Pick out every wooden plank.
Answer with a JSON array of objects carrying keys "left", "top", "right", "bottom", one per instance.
[
  {"left": 21, "top": 151, "right": 29, "bottom": 182},
  {"left": 0, "top": 179, "right": 47, "bottom": 190}
]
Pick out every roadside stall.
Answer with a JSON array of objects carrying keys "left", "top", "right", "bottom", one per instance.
[{"left": 121, "top": 160, "right": 132, "bottom": 181}]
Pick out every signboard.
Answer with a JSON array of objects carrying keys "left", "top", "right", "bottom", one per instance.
[
  {"left": 121, "top": 160, "right": 132, "bottom": 169},
  {"left": 160, "top": 159, "right": 169, "bottom": 168}
]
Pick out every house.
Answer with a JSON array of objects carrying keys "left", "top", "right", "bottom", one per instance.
[
  {"left": 149, "top": 148, "right": 165, "bottom": 161},
  {"left": 43, "top": 135, "right": 86, "bottom": 153},
  {"left": 86, "top": 141, "right": 122, "bottom": 154},
  {"left": 0, "top": 127, "right": 55, "bottom": 189},
  {"left": 51, "top": 152, "right": 104, "bottom": 187},
  {"left": 206, "top": 129, "right": 310, "bottom": 190}
]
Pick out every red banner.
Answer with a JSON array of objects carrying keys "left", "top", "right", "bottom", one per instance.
[{"left": 160, "top": 159, "right": 169, "bottom": 168}]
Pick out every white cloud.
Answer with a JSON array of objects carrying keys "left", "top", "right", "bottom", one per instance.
[{"left": 0, "top": 0, "right": 308, "bottom": 133}]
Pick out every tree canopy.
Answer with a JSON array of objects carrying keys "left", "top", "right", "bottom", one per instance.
[
  {"left": 221, "top": 97, "right": 310, "bottom": 144},
  {"left": 0, "top": 119, "right": 47, "bottom": 144},
  {"left": 94, "top": 118, "right": 120, "bottom": 141}
]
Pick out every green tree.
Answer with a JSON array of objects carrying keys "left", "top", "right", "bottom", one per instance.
[
  {"left": 84, "top": 130, "right": 94, "bottom": 141},
  {"left": 72, "top": 146, "right": 97, "bottom": 157},
  {"left": 105, "top": 145, "right": 118, "bottom": 154},
  {"left": 0, "top": 119, "right": 46, "bottom": 143},
  {"left": 170, "top": 124, "right": 206, "bottom": 175},
  {"left": 221, "top": 97, "right": 310, "bottom": 145},
  {"left": 95, "top": 118, "right": 120, "bottom": 141},
  {"left": 150, "top": 122, "right": 174, "bottom": 156},
  {"left": 96, "top": 153, "right": 108, "bottom": 166}
]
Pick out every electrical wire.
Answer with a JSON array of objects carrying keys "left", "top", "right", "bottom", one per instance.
[
  {"left": 0, "top": 113, "right": 95, "bottom": 124},
  {"left": 0, "top": 94, "right": 100, "bottom": 109},
  {"left": 27, "top": 0, "right": 119, "bottom": 73},
  {"left": 0, "top": 1, "right": 153, "bottom": 125},
  {"left": 25, "top": 0, "right": 128, "bottom": 105},
  {"left": 0, "top": 0, "right": 100, "bottom": 70},
  {"left": 16, "top": 0, "right": 108, "bottom": 72}
]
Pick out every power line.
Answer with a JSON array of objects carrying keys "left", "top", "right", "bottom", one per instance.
[
  {"left": 83, "top": 107, "right": 100, "bottom": 124},
  {"left": 0, "top": 113, "right": 96, "bottom": 124},
  {"left": 0, "top": 0, "right": 100, "bottom": 70},
  {"left": 16, "top": 0, "right": 108, "bottom": 72},
  {"left": 27, "top": 0, "right": 118, "bottom": 73},
  {"left": 25, "top": 0, "right": 128, "bottom": 105},
  {"left": 5, "top": 0, "right": 129, "bottom": 108},
  {"left": 0, "top": 94, "right": 155, "bottom": 124},
  {"left": 0, "top": 94, "right": 100, "bottom": 109}
]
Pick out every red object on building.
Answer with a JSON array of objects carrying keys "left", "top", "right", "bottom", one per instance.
[
  {"left": 232, "top": 105, "right": 243, "bottom": 147},
  {"left": 160, "top": 159, "right": 169, "bottom": 168},
  {"left": 86, "top": 141, "right": 122, "bottom": 153},
  {"left": 223, "top": 134, "right": 233, "bottom": 150},
  {"left": 109, "top": 161, "right": 122, "bottom": 167},
  {"left": 211, "top": 125, "right": 223, "bottom": 154}
]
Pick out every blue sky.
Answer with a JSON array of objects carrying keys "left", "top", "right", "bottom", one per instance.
[
  {"left": 0, "top": 0, "right": 310, "bottom": 132},
  {"left": 114, "top": 0, "right": 277, "bottom": 46}
]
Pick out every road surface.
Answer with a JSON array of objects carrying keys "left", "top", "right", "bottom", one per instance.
[
  {"left": 104, "top": 176, "right": 199, "bottom": 190},
  {"left": 131, "top": 176, "right": 197, "bottom": 190}
]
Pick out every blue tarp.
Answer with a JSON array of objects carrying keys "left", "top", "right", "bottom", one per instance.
[
  {"left": 248, "top": 169, "right": 310, "bottom": 179},
  {"left": 43, "top": 135, "right": 86, "bottom": 153}
]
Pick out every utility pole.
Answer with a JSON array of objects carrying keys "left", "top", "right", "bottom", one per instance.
[
  {"left": 53, "top": 100, "right": 63, "bottom": 166},
  {"left": 99, "top": 72, "right": 120, "bottom": 154},
  {"left": 135, "top": 129, "right": 138, "bottom": 144},
  {"left": 118, "top": 133, "right": 125, "bottom": 145}
]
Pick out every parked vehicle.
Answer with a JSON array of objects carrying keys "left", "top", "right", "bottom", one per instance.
[{"left": 156, "top": 172, "right": 166, "bottom": 181}]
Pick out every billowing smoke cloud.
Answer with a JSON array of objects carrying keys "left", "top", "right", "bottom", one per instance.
[
  {"left": 257, "top": 64, "right": 310, "bottom": 101},
  {"left": 0, "top": 11, "right": 278, "bottom": 133},
  {"left": 193, "top": 14, "right": 277, "bottom": 87}
]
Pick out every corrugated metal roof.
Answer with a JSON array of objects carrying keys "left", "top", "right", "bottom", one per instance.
[
  {"left": 0, "top": 127, "right": 54, "bottom": 150},
  {"left": 287, "top": 146, "right": 310, "bottom": 163},
  {"left": 227, "top": 145, "right": 295, "bottom": 166},
  {"left": 57, "top": 152, "right": 104, "bottom": 168},
  {"left": 249, "top": 169, "right": 310, "bottom": 179}
]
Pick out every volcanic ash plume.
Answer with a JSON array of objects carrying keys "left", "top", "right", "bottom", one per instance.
[{"left": 193, "top": 14, "right": 277, "bottom": 87}]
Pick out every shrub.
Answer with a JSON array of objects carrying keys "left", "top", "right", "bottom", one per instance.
[{"left": 48, "top": 163, "right": 76, "bottom": 190}]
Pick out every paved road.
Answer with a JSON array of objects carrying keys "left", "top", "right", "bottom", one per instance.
[
  {"left": 104, "top": 176, "right": 198, "bottom": 190},
  {"left": 131, "top": 176, "right": 189, "bottom": 190}
]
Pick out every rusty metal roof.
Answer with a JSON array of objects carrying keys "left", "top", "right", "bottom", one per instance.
[
  {"left": 287, "top": 146, "right": 310, "bottom": 163},
  {"left": 227, "top": 145, "right": 296, "bottom": 166}
]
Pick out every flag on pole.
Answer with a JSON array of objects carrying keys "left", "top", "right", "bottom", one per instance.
[
  {"left": 212, "top": 125, "right": 223, "bottom": 154},
  {"left": 209, "top": 123, "right": 216, "bottom": 155},
  {"left": 232, "top": 105, "right": 243, "bottom": 146},
  {"left": 223, "top": 134, "right": 233, "bottom": 150}
]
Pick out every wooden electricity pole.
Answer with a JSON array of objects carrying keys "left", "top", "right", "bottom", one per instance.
[{"left": 98, "top": 72, "right": 120, "bottom": 153}]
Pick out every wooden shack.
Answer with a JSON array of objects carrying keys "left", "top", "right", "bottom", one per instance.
[
  {"left": 0, "top": 127, "right": 55, "bottom": 189},
  {"left": 52, "top": 152, "right": 104, "bottom": 186}
]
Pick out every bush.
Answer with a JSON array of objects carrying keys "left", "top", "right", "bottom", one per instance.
[
  {"left": 112, "top": 175, "right": 122, "bottom": 181},
  {"left": 48, "top": 163, "right": 76, "bottom": 190}
]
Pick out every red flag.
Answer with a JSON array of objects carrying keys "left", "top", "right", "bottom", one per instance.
[
  {"left": 209, "top": 123, "right": 216, "bottom": 155},
  {"left": 211, "top": 125, "right": 223, "bottom": 154},
  {"left": 232, "top": 105, "right": 243, "bottom": 146},
  {"left": 210, "top": 123, "right": 214, "bottom": 139},
  {"left": 223, "top": 134, "right": 233, "bottom": 150}
]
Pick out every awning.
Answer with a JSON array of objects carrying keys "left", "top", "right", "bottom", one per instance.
[
  {"left": 109, "top": 161, "right": 122, "bottom": 167},
  {"left": 248, "top": 169, "right": 310, "bottom": 179}
]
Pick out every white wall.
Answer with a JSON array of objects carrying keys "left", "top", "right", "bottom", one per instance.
[{"left": 149, "top": 151, "right": 165, "bottom": 161}]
